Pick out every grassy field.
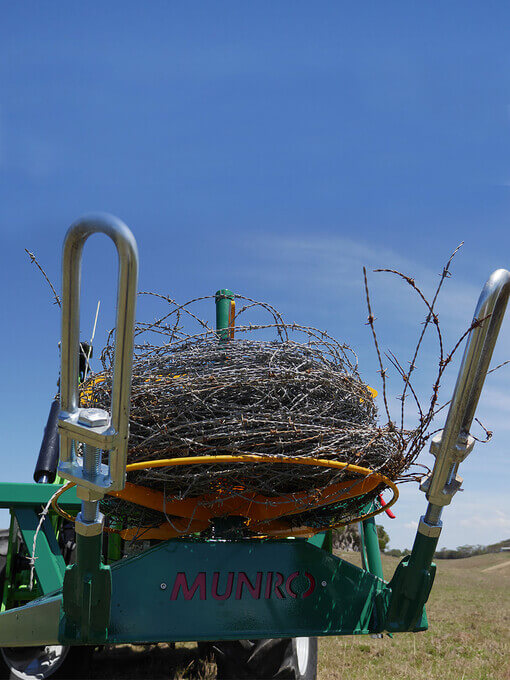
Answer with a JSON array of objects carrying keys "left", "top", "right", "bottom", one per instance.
[
  {"left": 318, "top": 551, "right": 510, "bottom": 680},
  {"left": 90, "top": 551, "right": 510, "bottom": 680}
]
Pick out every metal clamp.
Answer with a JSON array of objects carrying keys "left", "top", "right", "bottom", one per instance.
[
  {"left": 421, "top": 268, "right": 510, "bottom": 529},
  {"left": 57, "top": 214, "right": 138, "bottom": 493}
]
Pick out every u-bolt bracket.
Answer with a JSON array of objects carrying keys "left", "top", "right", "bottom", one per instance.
[
  {"left": 420, "top": 268, "right": 510, "bottom": 531},
  {"left": 57, "top": 214, "right": 138, "bottom": 493}
]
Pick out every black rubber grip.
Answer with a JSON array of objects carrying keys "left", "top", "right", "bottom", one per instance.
[{"left": 33, "top": 399, "right": 60, "bottom": 484}]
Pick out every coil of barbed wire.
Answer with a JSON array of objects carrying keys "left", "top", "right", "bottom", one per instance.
[{"left": 81, "top": 294, "right": 409, "bottom": 534}]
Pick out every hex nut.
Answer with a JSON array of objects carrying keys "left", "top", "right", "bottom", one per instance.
[
  {"left": 75, "top": 513, "right": 104, "bottom": 537},
  {"left": 429, "top": 431, "right": 475, "bottom": 464},
  {"left": 418, "top": 516, "right": 442, "bottom": 538},
  {"left": 78, "top": 408, "right": 110, "bottom": 428},
  {"left": 76, "top": 486, "right": 104, "bottom": 502}
]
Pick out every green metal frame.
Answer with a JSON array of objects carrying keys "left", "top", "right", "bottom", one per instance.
[
  {"left": 0, "top": 534, "right": 429, "bottom": 646},
  {"left": 0, "top": 286, "right": 438, "bottom": 647},
  {"left": 0, "top": 482, "right": 432, "bottom": 646},
  {"left": 360, "top": 517, "right": 384, "bottom": 579},
  {"left": 0, "top": 483, "right": 81, "bottom": 614},
  {"left": 0, "top": 482, "right": 80, "bottom": 511}
]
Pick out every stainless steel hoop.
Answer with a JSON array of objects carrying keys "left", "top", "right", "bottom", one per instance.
[
  {"left": 421, "top": 268, "right": 510, "bottom": 530},
  {"left": 58, "top": 213, "right": 138, "bottom": 494}
]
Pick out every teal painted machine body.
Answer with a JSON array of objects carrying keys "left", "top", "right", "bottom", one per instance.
[
  {"left": 0, "top": 500, "right": 429, "bottom": 647},
  {"left": 3, "top": 217, "right": 504, "bottom": 650},
  {"left": 0, "top": 268, "right": 435, "bottom": 646}
]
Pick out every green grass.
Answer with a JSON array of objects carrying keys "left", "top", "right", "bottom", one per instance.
[
  {"left": 90, "top": 552, "right": 510, "bottom": 679},
  {"left": 318, "top": 551, "right": 510, "bottom": 680}
]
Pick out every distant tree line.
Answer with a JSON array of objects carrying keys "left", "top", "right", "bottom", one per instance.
[
  {"left": 386, "top": 538, "right": 510, "bottom": 559},
  {"left": 433, "top": 538, "right": 510, "bottom": 559},
  {"left": 333, "top": 525, "right": 509, "bottom": 560}
]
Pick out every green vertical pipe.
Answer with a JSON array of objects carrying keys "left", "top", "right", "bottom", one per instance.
[
  {"left": 358, "top": 522, "right": 369, "bottom": 570},
  {"left": 409, "top": 530, "right": 439, "bottom": 572},
  {"left": 215, "top": 289, "right": 234, "bottom": 340},
  {"left": 1, "top": 512, "right": 17, "bottom": 612},
  {"left": 107, "top": 530, "right": 122, "bottom": 563},
  {"left": 63, "top": 532, "right": 111, "bottom": 641},
  {"left": 361, "top": 517, "right": 384, "bottom": 580}
]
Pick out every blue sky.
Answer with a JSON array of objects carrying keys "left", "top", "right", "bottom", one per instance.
[{"left": 1, "top": 3, "right": 509, "bottom": 549}]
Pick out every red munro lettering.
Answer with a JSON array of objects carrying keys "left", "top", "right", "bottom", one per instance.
[
  {"left": 303, "top": 571, "right": 315, "bottom": 599},
  {"left": 168, "top": 570, "right": 316, "bottom": 601},
  {"left": 264, "top": 572, "right": 273, "bottom": 599},
  {"left": 285, "top": 571, "right": 299, "bottom": 598},
  {"left": 212, "top": 571, "right": 234, "bottom": 600},
  {"left": 235, "top": 572, "right": 262, "bottom": 600},
  {"left": 273, "top": 572, "right": 285, "bottom": 599},
  {"left": 170, "top": 571, "right": 206, "bottom": 601}
]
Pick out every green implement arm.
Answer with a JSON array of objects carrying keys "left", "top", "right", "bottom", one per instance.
[{"left": 0, "top": 219, "right": 507, "bottom": 651}]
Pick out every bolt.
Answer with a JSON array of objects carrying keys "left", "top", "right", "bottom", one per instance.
[
  {"left": 321, "top": 580, "right": 327, "bottom": 587},
  {"left": 160, "top": 583, "right": 167, "bottom": 590},
  {"left": 78, "top": 408, "right": 109, "bottom": 428}
]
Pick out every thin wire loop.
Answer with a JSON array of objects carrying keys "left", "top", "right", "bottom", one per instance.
[{"left": 51, "top": 454, "right": 399, "bottom": 539}]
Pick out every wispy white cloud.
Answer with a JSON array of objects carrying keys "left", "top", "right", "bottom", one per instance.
[
  {"left": 240, "top": 233, "right": 510, "bottom": 551},
  {"left": 459, "top": 509, "right": 510, "bottom": 533},
  {"left": 242, "top": 233, "right": 480, "bottom": 331},
  {"left": 478, "top": 386, "right": 510, "bottom": 414},
  {"left": 379, "top": 488, "right": 510, "bottom": 550}
]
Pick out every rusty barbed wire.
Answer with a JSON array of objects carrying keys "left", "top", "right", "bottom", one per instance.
[
  {"left": 84, "top": 286, "right": 457, "bottom": 534},
  {"left": 26, "top": 246, "right": 505, "bottom": 534},
  {"left": 83, "top": 294, "right": 407, "bottom": 532}
]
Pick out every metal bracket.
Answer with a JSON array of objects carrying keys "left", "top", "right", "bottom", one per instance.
[
  {"left": 386, "top": 269, "right": 510, "bottom": 632},
  {"left": 57, "top": 214, "right": 138, "bottom": 493},
  {"left": 421, "top": 269, "right": 510, "bottom": 527},
  {"left": 428, "top": 430, "right": 475, "bottom": 465},
  {"left": 56, "top": 214, "right": 138, "bottom": 642}
]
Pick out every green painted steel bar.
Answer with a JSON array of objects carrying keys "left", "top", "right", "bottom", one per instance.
[
  {"left": 359, "top": 522, "right": 369, "bottom": 571},
  {"left": 0, "top": 594, "right": 62, "bottom": 646},
  {"left": 361, "top": 517, "right": 384, "bottom": 580},
  {"left": 215, "top": 288, "right": 234, "bottom": 340},
  {"left": 384, "top": 530, "right": 437, "bottom": 632},
  {"left": 107, "top": 530, "right": 122, "bottom": 563},
  {"left": 15, "top": 508, "right": 66, "bottom": 595},
  {"left": 0, "top": 536, "right": 430, "bottom": 646},
  {"left": 1, "top": 513, "right": 18, "bottom": 612},
  {"left": 0, "top": 482, "right": 80, "bottom": 510},
  {"left": 62, "top": 532, "right": 111, "bottom": 642}
]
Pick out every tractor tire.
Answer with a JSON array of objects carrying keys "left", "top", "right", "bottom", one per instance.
[
  {"left": 0, "top": 645, "right": 92, "bottom": 680},
  {"left": 0, "top": 568, "right": 92, "bottom": 679},
  {"left": 212, "top": 637, "right": 318, "bottom": 680}
]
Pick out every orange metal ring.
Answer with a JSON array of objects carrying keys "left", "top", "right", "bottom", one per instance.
[{"left": 51, "top": 454, "right": 398, "bottom": 540}]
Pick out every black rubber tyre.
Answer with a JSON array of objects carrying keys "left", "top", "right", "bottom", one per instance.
[
  {"left": 212, "top": 637, "right": 318, "bottom": 680},
  {"left": 0, "top": 568, "right": 92, "bottom": 679},
  {"left": 0, "top": 645, "right": 92, "bottom": 680}
]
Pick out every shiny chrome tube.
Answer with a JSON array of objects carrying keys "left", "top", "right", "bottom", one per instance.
[
  {"left": 58, "top": 213, "right": 138, "bottom": 493},
  {"left": 422, "top": 268, "right": 510, "bottom": 528}
]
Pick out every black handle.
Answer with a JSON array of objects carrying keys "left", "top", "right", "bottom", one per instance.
[{"left": 33, "top": 399, "right": 61, "bottom": 483}]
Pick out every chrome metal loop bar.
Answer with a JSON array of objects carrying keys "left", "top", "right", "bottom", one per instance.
[
  {"left": 58, "top": 213, "right": 138, "bottom": 492},
  {"left": 423, "top": 268, "right": 510, "bottom": 525}
]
